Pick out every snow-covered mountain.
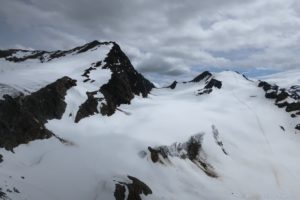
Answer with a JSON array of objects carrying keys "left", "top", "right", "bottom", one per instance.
[{"left": 0, "top": 41, "right": 300, "bottom": 200}]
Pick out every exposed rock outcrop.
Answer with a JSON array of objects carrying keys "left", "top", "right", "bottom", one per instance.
[
  {"left": 0, "top": 77, "right": 76, "bottom": 150},
  {"left": 146, "top": 133, "right": 218, "bottom": 178},
  {"left": 75, "top": 91, "right": 102, "bottom": 123},
  {"left": 100, "top": 43, "right": 154, "bottom": 116},
  {"left": 196, "top": 73, "right": 222, "bottom": 96},
  {"left": 258, "top": 81, "right": 300, "bottom": 111},
  {"left": 205, "top": 78, "right": 222, "bottom": 89},
  {"left": 114, "top": 176, "right": 152, "bottom": 200},
  {"left": 190, "top": 71, "right": 212, "bottom": 82},
  {"left": 258, "top": 81, "right": 300, "bottom": 131},
  {"left": 0, "top": 188, "right": 9, "bottom": 200},
  {"left": 212, "top": 125, "right": 228, "bottom": 155},
  {"left": 166, "top": 81, "right": 177, "bottom": 89}
]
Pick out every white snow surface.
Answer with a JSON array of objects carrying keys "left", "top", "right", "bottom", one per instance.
[
  {"left": 0, "top": 44, "right": 112, "bottom": 95},
  {"left": 1, "top": 48, "right": 300, "bottom": 200}
]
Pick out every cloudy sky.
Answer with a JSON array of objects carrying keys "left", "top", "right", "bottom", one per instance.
[{"left": 1, "top": 0, "right": 300, "bottom": 78}]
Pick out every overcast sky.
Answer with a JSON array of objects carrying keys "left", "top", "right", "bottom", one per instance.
[{"left": 1, "top": 0, "right": 300, "bottom": 78}]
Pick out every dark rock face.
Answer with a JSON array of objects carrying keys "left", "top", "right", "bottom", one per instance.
[
  {"left": 212, "top": 125, "right": 228, "bottom": 155},
  {"left": 286, "top": 102, "right": 300, "bottom": 112},
  {"left": 114, "top": 184, "right": 126, "bottom": 200},
  {"left": 146, "top": 133, "right": 218, "bottom": 178},
  {"left": 22, "top": 76, "right": 77, "bottom": 123},
  {"left": 166, "top": 81, "right": 177, "bottom": 89},
  {"left": 190, "top": 71, "right": 212, "bottom": 82},
  {"left": 114, "top": 176, "right": 152, "bottom": 200},
  {"left": 196, "top": 75, "right": 222, "bottom": 96},
  {"left": 100, "top": 43, "right": 154, "bottom": 116},
  {"left": 75, "top": 91, "right": 102, "bottom": 123},
  {"left": 147, "top": 146, "right": 168, "bottom": 163},
  {"left": 258, "top": 81, "right": 300, "bottom": 110},
  {"left": 258, "top": 81, "right": 273, "bottom": 92},
  {"left": 81, "top": 61, "right": 102, "bottom": 83},
  {"left": 197, "top": 88, "right": 212, "bottom": 95},
  {"left": 295, "top": 124, "right": 300, "bottom": 131},
  {"left": 205, "top": 79, "right": 222, "bottom": 89},
  {"left": 76, "top": 40, "right": 102, "bottom": 54},
  {"left": 0, "top": 154, "right": 2, "bottom": 163},
  {"left": 258, "top": 81, "right": 300, "bottom": 131},
  {"left": 0, "top": 77, "right": 76, "bottom": 150},
  {"left": 0, "top": 188, "right": 9, "bottom": 200},
  {"left": 186, "top": 136, "right": 202, "bottom": 160}
]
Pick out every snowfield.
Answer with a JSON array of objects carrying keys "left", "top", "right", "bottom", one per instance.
[{"left": 0, "top": 43, "right": 300, "bottom": 200}]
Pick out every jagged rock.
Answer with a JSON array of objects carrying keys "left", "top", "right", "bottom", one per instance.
[
  {"left": 0, "top": 76, "right": 76, "bottom": 150},
  {"left": 295, "top": 124, "right": 300, "bottom": 130},
  {"left": 212, "top": 125, "right": 228, "bottom": 155},
  {"left": 81, "top": 61, "right": 102, "bottom": 82},
  {"left": 114, "top": 176, "right": 152, "bottom": 200},
  {"left": 0, "top": 188, "right": 9, "bottom": 200},
  {"left": 23, "top": 76, "right": 77, "bottom": 123},
  {"left": 275, "top": 90, "right": 289, "bottom": 102},
  {"left": 196, "top": 76, "right": 222, "bottom": 95},
  {"left": 166, "top": 81, "right": 177, "bottom": 89},
  {"left": 205, "top": 79, "right": 222, "bottom": 89},
  {"left": 100, "top": 43, "right": 154, "bottom": 116},
  {"left": 0, "top": 49, "right": 17, "bottom": 58},
  {"left": 75, "top": 91, "right": 102, "bottom": 123},
  {"left": 76, "top": 40, "right": 102, "bottom": 54},
  {"left": 286, "top": 102, "right": 300, "bottom": 112},
  {"left": 114, "top": 184, "right": 126, "bottom": 200},
  {"left": 258, "top": 81, "right": 300, "bottom": 131},
  {"left": 265, "top": 91, "right": 278, "bottom": 99},
  {"left": 258, "top": 81, "right": 273, "bottom": 92},
  {"left": 147, "top": 146, "right": 168, "bottom": 163},
  {"left": 276, "top": 101, "right": 289, "bottom": 108},
  {"left": 186, "top": 136, "right": 202, "bottom": 160},
  {"left": 0, "top": 154, "right": 2, "bottom": 163},
  {"left": 289, "top": 85, "right": 300, "bottom": 100},
  {"left": 197, "top": 88, "right": 212, "bottom": 95},
  {"left": 190, "top": 71, "right": 212, "bottom": 82},
  {"left": 147, "top": 133, "right": 218, "bottom": 178}
]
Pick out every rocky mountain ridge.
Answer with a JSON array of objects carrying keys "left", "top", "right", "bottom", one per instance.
[{"left": 0, "top": 41, "right": 300, "bottom": 200}]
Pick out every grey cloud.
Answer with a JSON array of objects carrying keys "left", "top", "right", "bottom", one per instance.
[
  {"left": 137, "top": 55, "right": 190, "bottom": 76},
  {"left": 1, "top": 0, "right": 300, "bottom": 78}
]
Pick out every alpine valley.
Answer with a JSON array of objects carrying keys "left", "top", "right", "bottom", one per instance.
[{"left": 0, "top": 41, "right": 300, "bottom": 200}]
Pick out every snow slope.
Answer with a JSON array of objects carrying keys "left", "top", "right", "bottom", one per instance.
[
  {"left": 0, "top": 42, "right": 113, "bottom": 97},
  {"left": 1, "top": 42, "right": 300, "bottom": 200}
]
